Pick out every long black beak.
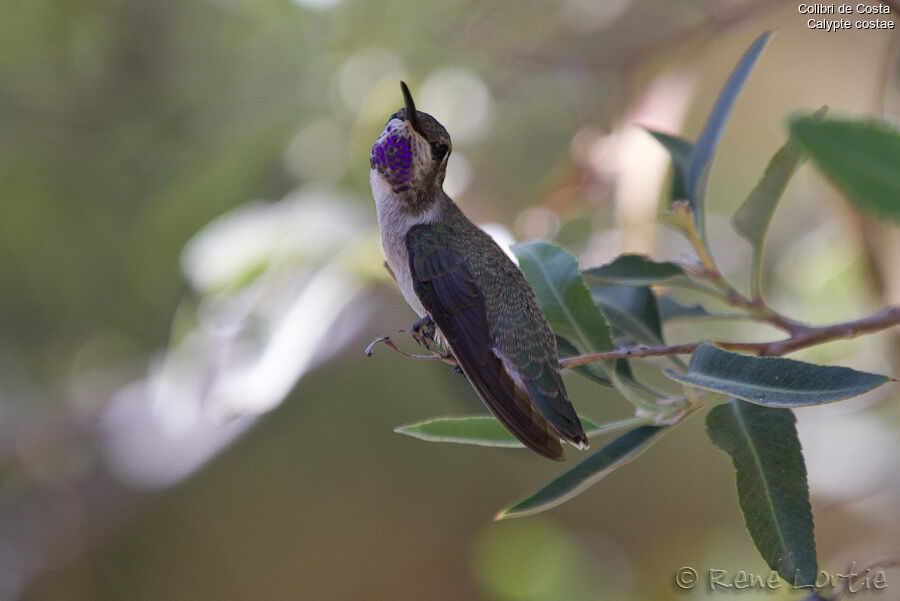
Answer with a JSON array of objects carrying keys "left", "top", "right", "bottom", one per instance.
[{"left": 400, "top": 81, "right": 421, "bottom": 134}]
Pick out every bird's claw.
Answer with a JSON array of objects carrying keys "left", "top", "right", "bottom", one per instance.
[
  {"left": 375, "top": 317, "right": 457, "bottom": 369},
  {"left": 406, "top": 316, "right": 441, "bottom": 353},
  {"left": 411, "top": 315, "right": 436, "bottom": 340}
]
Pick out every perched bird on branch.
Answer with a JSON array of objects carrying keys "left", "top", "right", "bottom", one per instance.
[{"left": 369, "top": 82, "right": 588, "bottom": 460}]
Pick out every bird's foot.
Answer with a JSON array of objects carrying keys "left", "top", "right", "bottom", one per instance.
[
  {"left": 410, "top": 315, "right": 436, "bottom": 344},
  {"left": 403, "top": 316, "right": 442, "bottom": 355},
  {"left": 399, "top": 316, "right": 457, "bottom": 367}
]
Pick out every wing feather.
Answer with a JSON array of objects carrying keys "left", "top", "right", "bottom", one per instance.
[{"left": 407, "top": 234, "right": 565, "bottom": 460}]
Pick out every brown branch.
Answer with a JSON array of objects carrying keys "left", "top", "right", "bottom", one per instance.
[
  {"left": 559, "top": 306, "right": 900, "bottom": 369},
  {"left": 677, "top": 223, "right": 810, "bottom": 336},
  {"left": 665, "top": 202, "right": 810, "bottom": 336},
  {"left": 369, "top": 304, "right": 898, "bottom": 376},
  {"left": 717, "top": 283, "right": 808, "bottom": 335}
]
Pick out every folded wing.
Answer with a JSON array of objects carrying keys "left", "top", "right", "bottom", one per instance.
[{"left": 407, "top": 231, "right": 565, "bottom": 460}]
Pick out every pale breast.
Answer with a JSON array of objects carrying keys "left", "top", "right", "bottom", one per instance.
[{"left": 370, "top": 169, "right": 432, "bottom": 317}]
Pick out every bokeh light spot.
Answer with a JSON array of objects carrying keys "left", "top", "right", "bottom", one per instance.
[
  {"left": 336, "top": 48, "right": 404, "bottom": 114},
  {"left": 419, "top": 68, "right": 493, "bottom": 144},
  {"left": 514, "top": 206, "right": 561, "bottom": 241},
  {"left": 285, "top": 118, "right": 349, "bottom": 183},
  {"left": 560, "top": 0, "right": 631, "bottom": 32},
  {"left": 443, "top": 151, "right": 473, "bottom": 198},
  {"left": 472, "top": 519, "right": 578, "bottom": 601},
  {"left": 291, "top": 0, "right": 344, "bottom": 10}
]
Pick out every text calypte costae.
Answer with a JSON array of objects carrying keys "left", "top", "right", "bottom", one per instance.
[{"left": 369, "top": 82, "right": 588, "bottom": 461}]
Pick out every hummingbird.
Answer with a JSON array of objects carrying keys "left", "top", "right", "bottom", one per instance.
[{"left": 369, "top": 81, "right": 588, "bottom": 461}]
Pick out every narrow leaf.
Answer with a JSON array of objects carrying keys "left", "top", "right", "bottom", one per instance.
[
  {"left": 665, "top": 344, "right": 889, "bottom": 407},
  {"left": 394, "top": 415, "right": 646, "bottom": 448},
  {"left": 658, "top": 296, "right": 713, "bottom": 321},
  {"left": 513, "top": 242, "right": 616, "bottom": 383},
  {"left": 733, "top": 138, "right": 802, "bottom": 248},
  {"left": 592, "top": 286, "right": 689, "bottom": 370},
  {"left": 734, "top": 107, "right": 826, "bottom": 297},
  {"left": 790, "top": 116, "right": 900, "bottom": 221},
  {"left": 688, "top": 31, "right": 775, "bottom": 233},
  {"left": 657, "top": 296, "right": 745, "bottom": 322},
  {"left": 583, "top": 254, "right": 685, "bottom": 286},
  {"left": 735, "top": 107, "right": 825, "bottom": 248},
  {"left": 496, "top": 425, "right": 666, "bottom": 519},
  {"left": 396, "top": 416, "right": 537, "bottom": 447},
  {"left": 591, "top": 285, "right": 663, "bottom": 345},
  {"left": 645, "top": 129, "right": 693, "bottom": 201},
  {"left": 706, "top": 399, "right": 817, "bottom": 585},
  {"left": 733, "top": 141, "right": 803, "bottom": 293}
]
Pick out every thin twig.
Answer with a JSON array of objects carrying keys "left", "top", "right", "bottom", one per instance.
[
  {"left": 559, "top": 306, "right": 900, "bottom": 369},
  {"left": 368, "top": 308, "right": 899, "bottom": 373},
  {"left": 365, "top": 336, "right": 458, "bottom": 366},
  {"left": 678, "top": 216, "right": 809, "bottom": 335},
  {"left": 561, "top": 342, "right": 728, "bottom": 368},
  {"left": 709, "top": 274, "right": 808, "bottom": 335}
]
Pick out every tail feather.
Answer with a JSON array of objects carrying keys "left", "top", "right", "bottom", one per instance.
[{"left": 451, "top": 347, "right": 565, "bottom": 461}]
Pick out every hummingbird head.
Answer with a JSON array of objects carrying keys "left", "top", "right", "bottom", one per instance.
[{"left": 370, "top": 82, "right": 452, "bottom": 208}]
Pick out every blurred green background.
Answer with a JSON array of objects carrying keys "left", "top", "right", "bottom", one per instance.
[{"left": 2, "top": 0, "right": 899, "bottom": 599}]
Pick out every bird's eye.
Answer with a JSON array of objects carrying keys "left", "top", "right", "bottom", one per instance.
[{"left": 433, "top": 144, "right": 449, "bottom": 159}]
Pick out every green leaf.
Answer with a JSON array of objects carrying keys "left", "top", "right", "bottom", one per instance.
[
  {"left": 658, "top": 296, "right": 713, "bottom": 321},
  {"left": 734, "top": 107, "right": 826, "bottom": 249},
  {"left": 688, "top": 31, "right": 775, "bottom": 236},
  {"left": 790, "top": 116, "right": 900, "bottom": 221},
  {"left": 396, "top": 416, "right": 536, "bottom": 447},
  {"left": 591, "top": 285, "right": 663, "bottom": 346},
  {"left": 733, "top": 143, "right": 803, "bottom": 296},
  {"left": 734, "top": 138, "right": 801, "bottom": 247},
  {"left": 657, "top": 296, "right": 746, "bottom": 322},
  {"left": 734, "top": 107, "right": 827, "bottom": 298},
  {"left": 394, "top": 415, "right": 646, "bottom": 448},
  {"left": 592, "top": 286, "right": 690, "bottom": 370},
  {"left": 495, "top": 425, "right": 666, "bottom": 519},
  {"left": 513, "top": 242, "right": 616, "bottom": 383},
  {"left": 645, "top": 129, "right": 693, "bottom": 201},
  {"left": 583, "top": 254, "right": 686, "bottom": 286},
  {"left": 706, "top": 400, "right": 817, "bottom": 585},
  {"left": 664, "top": 344, "right": 889, "bottom": 407}
]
